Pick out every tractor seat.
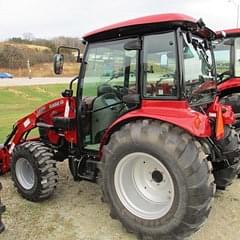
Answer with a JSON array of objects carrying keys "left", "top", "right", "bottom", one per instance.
[
  {"left": 82, "top": 96, "right": 96, "bottom": 111},
  {"left": 82, "top": 84, "right": 116, "bottom": 111}
]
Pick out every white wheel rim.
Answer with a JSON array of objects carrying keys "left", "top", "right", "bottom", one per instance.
[
  {"left": 114, "top": 152, "right": 175, "bottom": 220},
  {"left": 15, "top": 158, "right": 35, "bottom": 190}
]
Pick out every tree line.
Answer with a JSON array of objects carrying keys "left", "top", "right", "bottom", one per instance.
[{"left": 0, "top": 36, "right": 84, "bottom": 69}]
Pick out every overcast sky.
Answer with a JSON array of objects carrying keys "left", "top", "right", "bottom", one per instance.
[{"left": 0, "top": 0, "right": 239, "bottom": 40}]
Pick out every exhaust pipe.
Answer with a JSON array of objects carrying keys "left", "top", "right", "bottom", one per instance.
[{"left": 0, "top": 182, "right": 5, "bottom": 233}]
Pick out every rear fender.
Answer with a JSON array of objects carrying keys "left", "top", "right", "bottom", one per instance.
[{"left": 99, "top": 100, "right": 212, "bottom": 156}]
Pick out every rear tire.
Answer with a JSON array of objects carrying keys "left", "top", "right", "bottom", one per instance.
[
  {"left": 213, "top": 163, "right": 240, "bottom": 189},
  {"left": 11, "top": 141, "right": 58, "bottom": 202},
  {"left": 213, "top": 126, "right": 240, "bottom": 189},
  {"left": 101, "top": 120, "right": 215, "bottom": 240},
  {"left": 220, "top": 94, "right": 240, "bottom": 179}
]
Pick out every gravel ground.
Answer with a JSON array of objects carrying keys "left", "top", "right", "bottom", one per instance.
[{"left": 0, "top": 162, "right": 239, "bottom": 240}]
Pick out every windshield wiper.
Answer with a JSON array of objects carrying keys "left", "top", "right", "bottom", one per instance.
[{"left": 192, "top": 40, "right": 212, "bottom": 71}]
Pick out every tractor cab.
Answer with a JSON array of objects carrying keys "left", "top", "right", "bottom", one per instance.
[
  {"left": 214, "top": 29, "right": 240, "bottom": 125},
  {"left": 214, "top": 29, "right": 240, "bottom": 85},
  {"left": 78, "top": 38, "right": 138, "bottom": 145},
  {"left": 54, "top": 14, "right": 217, "bottom": 148}
]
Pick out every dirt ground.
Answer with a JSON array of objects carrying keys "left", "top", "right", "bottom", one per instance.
[{"left": 0, "top": 162, "right": 240, "bottom": 240}]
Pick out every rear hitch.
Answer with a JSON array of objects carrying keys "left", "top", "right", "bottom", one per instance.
[{"left": 0, "top": 182, "right": 5, "bottom": 233}]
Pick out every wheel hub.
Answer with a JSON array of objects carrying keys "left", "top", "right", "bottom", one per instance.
[
  {"left": 152, "top": 170, "right": 163, "bottom": 183},
  {"left": 114, "top": 152, "right": 175, "bottom": 220},
  {"left": 15, "top": 158, "right": 35, "bottom": 190}
]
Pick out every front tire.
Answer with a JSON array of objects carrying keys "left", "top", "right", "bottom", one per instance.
[
  {"left": 101, "top": 120, "right": 215, "bottom": 240},
  {"left": 11, "top": 141, "right": 58, "bottom": 202}
]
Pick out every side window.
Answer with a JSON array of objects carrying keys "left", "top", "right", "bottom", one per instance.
[
  {"left": 83, "top": 40, "right": 137, "bottom": 98},
  {"left": 235, "top": 38, "right": 240, "bottom": 76},
  {"left": 143, "top": 32, "right": 177, "bottom": 97},
  {"left": 183, "top": 35, "right": 213, "bottom": 83}
]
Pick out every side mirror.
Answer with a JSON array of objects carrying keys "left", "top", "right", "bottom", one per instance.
[
  {"left": 204, "top": 40, "right": 210, "bottom": 50},
  {"left": 53, "top": 54, "right": 64, "bottom": 75},
  {"left": 124, "top": 39, "right": 142, "bottom": 50},
  {"left": 186, "top": 31, "right": 193, "bottom": 44}
]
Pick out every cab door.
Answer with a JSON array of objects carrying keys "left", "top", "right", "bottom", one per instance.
[{"left": 79, "top": 38, "right": 139, "bottom": 145}]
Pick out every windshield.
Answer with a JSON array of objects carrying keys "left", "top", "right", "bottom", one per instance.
[
  {"left": 183, "top": 33, "right": 216, "bottom": 104},
  {"left": 214, "top": 39, "right": 232, "bottom": 81}
]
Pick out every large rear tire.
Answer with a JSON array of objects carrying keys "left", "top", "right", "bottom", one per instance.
[
  {"left": 101, "top": 120, "right": 215, "bottom": 240},
  {"left": 220, "top": 94, "right": 240, "bottom": 179},
  {"left": 11, "top": 141, "right": 58, "bottom": 202},
  {"left": 213, "top": 126, "right": 240, "bottom": 187}
]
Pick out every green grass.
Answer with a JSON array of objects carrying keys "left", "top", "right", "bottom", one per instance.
[
  {"left": 0, "top": 82, "right": 101, "bottom": 143},
  {"left": 0, "top": 83, "right": 97, "bottom": 143},
  {"left": 0, "top": 84, "right": 69, "bottom": 142}
]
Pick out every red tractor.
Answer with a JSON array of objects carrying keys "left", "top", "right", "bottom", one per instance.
[
  {"left": 214, "top": 29, "right": 240, "bottom": 177},
  {"left": 0, "top": 14, "right": 240, "bottom": 239}
]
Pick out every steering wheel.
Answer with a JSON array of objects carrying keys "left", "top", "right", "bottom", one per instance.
[
  {"left": 159, "top": 72, "right": 175, "bottom": 81},
  {"left": 217, "top": 71, "right": 231, "bottom": 81},
  {"left": 112, "top": 85, "right": 128, "bottom": 98}
]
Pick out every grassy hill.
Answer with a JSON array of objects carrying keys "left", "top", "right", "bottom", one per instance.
[
  {"left": 0, "top": 40, "right": 81, "bottom": 77},
  {"left": 0, "top": 41, "right": 51, "bottom": 51}
]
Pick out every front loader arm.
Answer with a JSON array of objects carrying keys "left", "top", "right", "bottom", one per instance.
[
  {"left": 0, "top": 112, "right": 37, "bottom": 174},
  {"left": 0, "top": 97, "right": 74, "bottom": 174}
]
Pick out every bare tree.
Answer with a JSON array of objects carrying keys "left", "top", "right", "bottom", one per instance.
[{"left": 22, "top": 32, "right": 35, "bottom": 41}]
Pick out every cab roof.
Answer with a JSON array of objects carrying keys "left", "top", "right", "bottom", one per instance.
[
  {"left": 83, "top": 13, "right": 216, "bottom": 42},
  {"left": 216, "top": 28, "right": 240, "bottom": 38}
]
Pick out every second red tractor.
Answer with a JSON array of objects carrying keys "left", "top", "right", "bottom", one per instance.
[{"left": 215, "top": 29, "right": 240, "bottom": 127}]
